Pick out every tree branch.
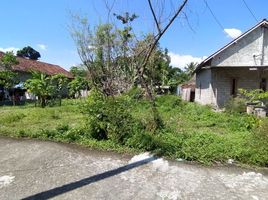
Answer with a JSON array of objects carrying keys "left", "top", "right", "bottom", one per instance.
[{"left": 148, "top": 0, "right": 161, "bottom": 34}]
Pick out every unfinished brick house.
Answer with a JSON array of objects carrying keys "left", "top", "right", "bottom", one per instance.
[{"left": 195, "top": 19, "right": 268, "bottom": 108}]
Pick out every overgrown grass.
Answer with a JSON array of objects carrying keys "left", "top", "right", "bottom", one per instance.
[{"left": 0, "top": 96, "right": 267, "bottom": 167}]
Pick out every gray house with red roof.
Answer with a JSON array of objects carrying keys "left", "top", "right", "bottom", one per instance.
[
  {"left": 195, "top": 19, "right": 268, "bottom": 108},
  {"left": 0, "top": 51, "right": 72, "bottom": 101}
]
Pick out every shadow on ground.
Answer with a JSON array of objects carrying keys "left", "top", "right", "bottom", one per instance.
[{"left": 22, "top": 156, "right": 157, "bottom": 200}]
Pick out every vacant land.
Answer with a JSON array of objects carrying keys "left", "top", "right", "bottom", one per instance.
[{"left": 0, "top": 96, "right": 267, "bottom": 167}]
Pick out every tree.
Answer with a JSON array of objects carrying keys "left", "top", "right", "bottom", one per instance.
[
  {"left": 0, "top": 52, "right": 19, "bottom": 105},
  {"left": 17, "top": 46, "right": 41, "bottom": 60},
  {"left": 0, "top": 51, "right": 18, "bottom": 69},
  {"left": 70, "top": 65, "right": 87, "bottom": 77},
  {"left": 68, "top": 76, "right": 89, "bottom": 98},
  {"left": 51, "top": 74, "right": 68, "bottom": 106},
  {"left": 24, "top": 72, "right": 54, "bottom": 107},
  {"left": 70, "top": 0, "right": 189, "bottom": 130},
  {"left": 185, "top": 62, "right": 198, "bottom": 78},
  {"left": 68, "top": 66, "right": 90, "bottom": 98},
  {"left": 70, "top": 19, "right": 136, "bottom": 96},
  {"left": 115, "top": 0, "right": 189, "bottom": 129}
]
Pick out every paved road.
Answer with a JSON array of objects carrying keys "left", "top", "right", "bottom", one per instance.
[{"left": 0, "top": 137, "right": 268, "bottom": 200}]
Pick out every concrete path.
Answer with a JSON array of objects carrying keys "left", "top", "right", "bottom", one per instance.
[{"left": 0, "top": 137, "right": 268, "bottom": 200}]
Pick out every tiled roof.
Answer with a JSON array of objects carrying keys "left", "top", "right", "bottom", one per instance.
[{"left": 0, "top": 52, "right": 73, "bottom": 78}]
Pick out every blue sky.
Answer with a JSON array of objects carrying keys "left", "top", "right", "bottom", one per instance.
[{"left": 0, "top": 0, "right": 267, "bottom": 70}]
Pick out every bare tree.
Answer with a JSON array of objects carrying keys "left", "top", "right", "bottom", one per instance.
[
  {"left": 132, "top": 0, "right": 189, "bottom": 128},
  {"left": 70, "top": 0, "right": 189, "bottom": 129},
  {"left": 70, "top": 15, "right": 137, "bottom": 96}
]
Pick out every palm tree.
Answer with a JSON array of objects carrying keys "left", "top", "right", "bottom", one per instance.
[{"left": 185, "top": 62, "right": 198, "bottom": 76}]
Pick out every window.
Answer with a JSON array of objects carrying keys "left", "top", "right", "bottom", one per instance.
[
  {"left": 231, "top": 78, "right": 237, "bottom": 96},
  {"left": 260, "top": 78, "right": 267, "bottom": 91}
]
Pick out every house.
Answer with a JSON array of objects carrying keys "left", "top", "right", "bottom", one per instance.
[
  {"left": 0, "top": 51, "right": 72, "bottom": 101},
  {"left": 194, "top": 19, "right": 268, "bottom": 108},
  {"left": 180, "top": 75, "right": 195, "bottom": 102}
]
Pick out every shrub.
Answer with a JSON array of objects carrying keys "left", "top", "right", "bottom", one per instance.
[
  {"left": 83, "top": 89, "right": 143, "bottom": 144},
  {"left": 125, "top": 87, "right": 144, "bottom": 100},
  {"left": 126, "top": 131, "right": 187, "bottom": 158},
  {"left": 56, "top": 124, "right": 70, "bottom": 133},
  {"left": 156, "top": 95, "right": 182, "bottom": 110},
  {"left": 254, "top": 118, "right": 268, "bottom": 141},
  {"left": 238, "top": 128, "right": 268, "bottom": 167},
  {"left": 225, "top": 97, "right": 247, "bottom": 113},
  {"left": 182, "top": 131, "right": 230, "bottom": 164},
  {"left": 126, "top": 132, "right": 158, "bottom": 150}
]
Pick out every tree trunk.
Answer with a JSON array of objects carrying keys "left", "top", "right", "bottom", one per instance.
[
  {"left": 12, "top": 94, "right": 15, "bottom": 106},
  {"left": 41, "top": 96, "right": 46, "bottom": 108}
]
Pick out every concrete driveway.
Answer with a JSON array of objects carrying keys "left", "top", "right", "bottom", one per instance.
[{"left": 0, "top": 137, "right": 268, "bottom": 200}]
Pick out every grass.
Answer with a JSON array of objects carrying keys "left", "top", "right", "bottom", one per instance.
[
  {"left": 0, "top": 96, "right": 267, "bottom": 167},
  {"left": 0, "top": 100, "right": 85, "bottom": 136},
  {"left": 0, "top": 99, "right": 139, "bottom": 154}
]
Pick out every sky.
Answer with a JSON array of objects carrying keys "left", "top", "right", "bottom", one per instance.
[{"left": 0, "top": 0, "right": 267, "bottom": 70}]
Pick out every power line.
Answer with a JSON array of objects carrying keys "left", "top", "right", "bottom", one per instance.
[
  {"left": 203, "top": 0, "right": 225, "bottom": 30},
  {"left": 242, "top": 0, "right": 258, "bottom": 22}
]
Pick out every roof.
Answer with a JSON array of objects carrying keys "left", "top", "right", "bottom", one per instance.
[
  {"left": 0, "top": 51, "right": 73, "bottom": 78},
  {"left": 180, "top": 75, "right": 196, "bottom": 91},
  {"left": 195, "top": 19, "right": 268, "bottom": 73}
]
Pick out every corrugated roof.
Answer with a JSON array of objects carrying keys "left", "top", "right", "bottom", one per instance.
[
  {"left": 0, "top": 51, "right": 73, "bottom": 78},
  {"left": 180, "top": 74, "right": 196, "bottom": 90}
]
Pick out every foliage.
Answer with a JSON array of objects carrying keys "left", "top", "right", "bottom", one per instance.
[
  {"left": 70, "top": 65, "right": 87, "bottom": 77},
  {"left": 239, "top": 88, "right": 268, "bottom": 105},
  {"left": 51, "top": 74, "right": 68, "bottom": 105},
  {"left": 0, "top": 52, "right": 19, "bottom": 88},
  {"left": 184, "top": 62, "right": 198, "bottom": 77},
  {"left": 24, "top": 71, "right": 70, "bottom": 107},
  {"left": 124, "top": 87, "right": 144, "bottom": 100},
  {"left": 0, "top": 71, "right": 18, "bottom": 89},
  {"left": 68, "top": 76, "right": 89, "bottom": 98},
  {"left": 0, "top": 51, "right": 18, "bottom": 69},
  {"left": 24, "top": 72, "right": 55, "bottom": 107},
  {"left": 2, "top": 96, "right": 268, "bottom": 167},
  {"left": 83, "top": 89, "right": 143, "bottom": 144},
  {"left": 70, "top": 18, "right": 136, "bottom": 96},
  {"left": 68, "top": 65, "right": 90, "bottom": 98},
  {"left": 17, "top": 46, "right": 41, "bottom": 60},
  {"left": 0, "top": 52, "right": 19, "bottom": 105},
  {"left": 225, "top": 97, "right": 247, "bottom": 113}
]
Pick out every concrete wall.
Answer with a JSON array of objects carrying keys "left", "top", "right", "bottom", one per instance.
[
  {"left": 211, "top": 26, "right": 264, "bottom": 66},
  {"left": 196, "top": 25, "right": 268, "bottom": 108},
  {"left": 195, "top": 69, "right": 215, "bottom": 106},
  {"left": 212, "top": 67, "right": 268, "bottom": 107},
  {"left": 195, "top": 67, "right": 268, "bottom": 108},
  {"left": 181, "top": 88, "right": 191, "bottom": 101}
]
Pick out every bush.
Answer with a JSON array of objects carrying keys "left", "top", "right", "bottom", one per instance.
[
  {"left": 254, "top": 118, "right": 268, "bottom": 141},
  {"left": 156, "top": 95, "right": 182, "bottom": 110},
  {"left": 126, "top": 131, "right": 187, "bottom": 158},
  {"left": 225, "top": 97, "right": 247, "bottom": 113},
  {"left": 125, "top": 87, "right": 144, "bottom": 100},
  {"left": 126, "top": 132, "right": 158, "bottom": 150},
  {"left": 182, "top": 131, "right": 230, "bottom": 164},
  {"left": 84, "top": 89, "right": 143, "bottom": 144}
]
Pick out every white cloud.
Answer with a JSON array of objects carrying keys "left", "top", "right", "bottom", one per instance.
[
  {"left": 168, "top": 52, "right": 206, "bottom": 69},
  {"left": 37, "top": 44, "right": 47, "bottom": 51},
  {"left": 224, "top": 28, "right": 242, "bottom": 39},
  {"left": 0, "top": 47, "right": 19, "bottom": 53}
]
